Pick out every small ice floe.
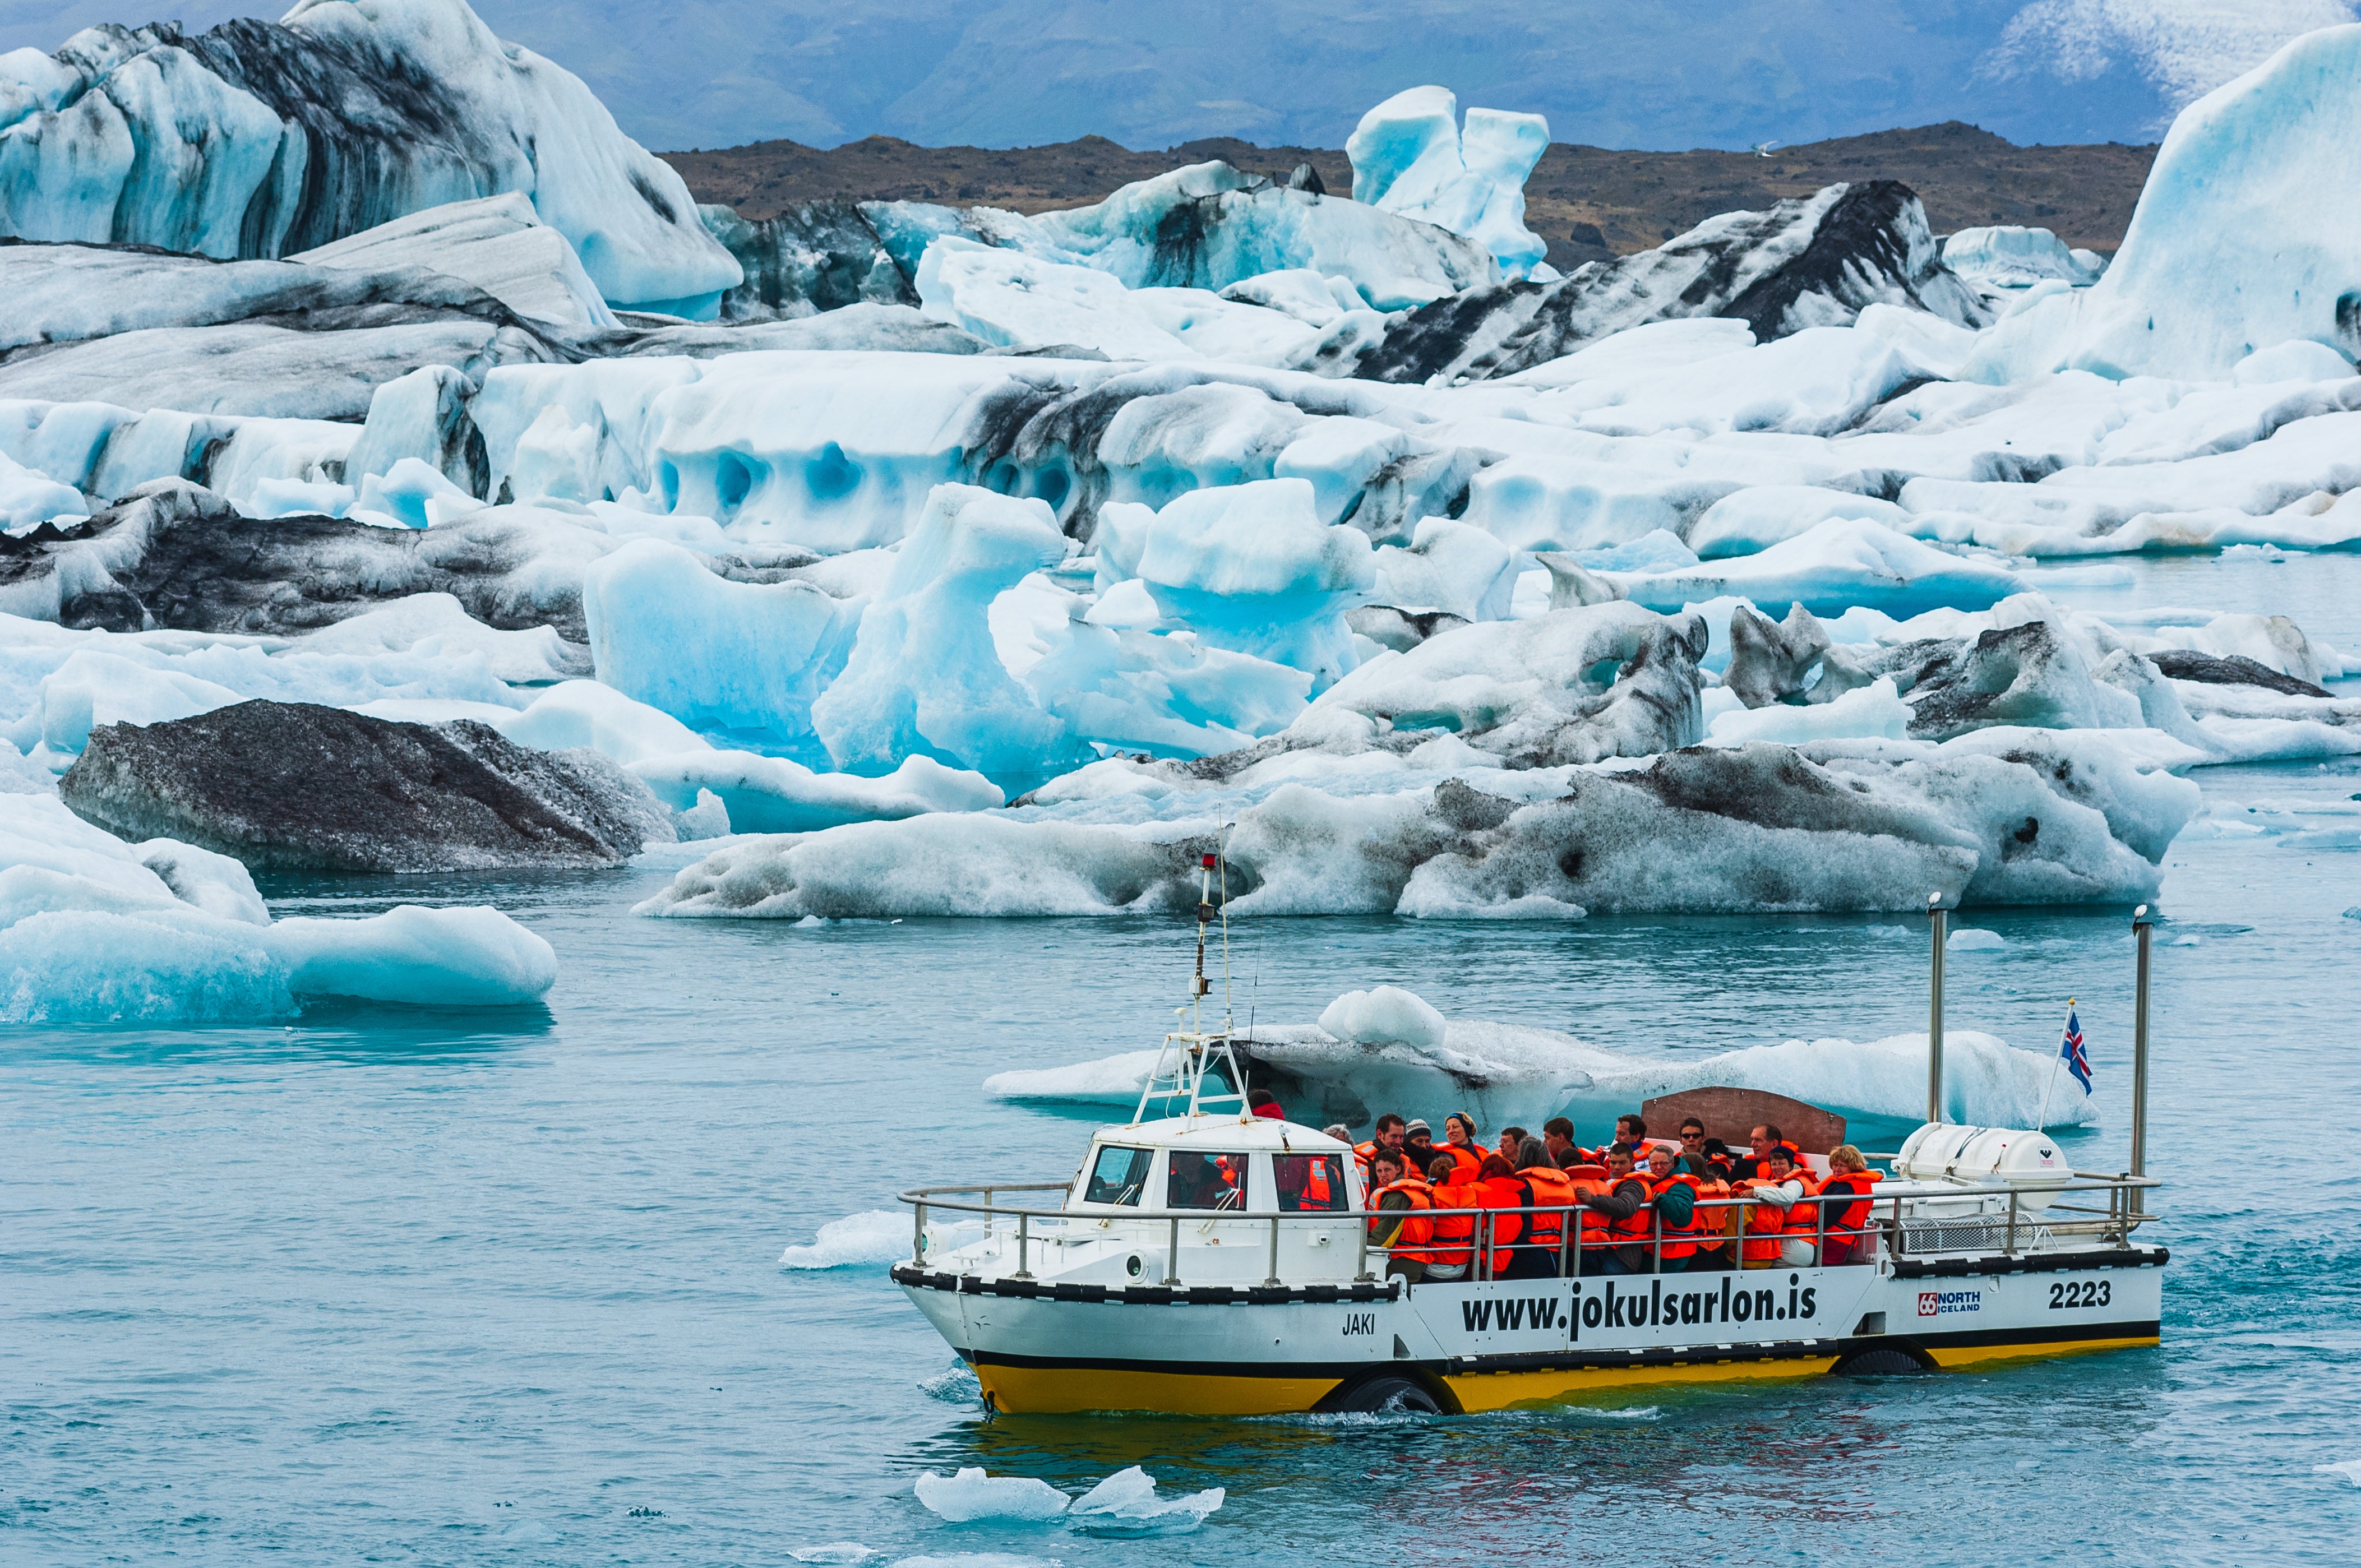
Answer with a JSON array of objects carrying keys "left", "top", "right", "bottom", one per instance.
[
  {"left": 787, "top": 1547, "right": 877, "bottom": 1565},
  {"left": 1947, "top": 928, "right": 2007, "bottom": 950},
  {"left": 2314, "top": 1458, "right": 2361, "bottom": 1487},
  {"left": 913, "top": 1469, "right": 1070, "bottom": 1523},
  {"left": 780, "top": 1210, "right": 908, "bottom": 1269},
  {"left": 1068, "top": 1467, "right": 1225, "bottom": 1535}
]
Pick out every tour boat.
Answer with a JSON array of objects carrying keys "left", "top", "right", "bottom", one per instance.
[{"left": 891, "top": 859, "right": 2168, "bottom": 1416}]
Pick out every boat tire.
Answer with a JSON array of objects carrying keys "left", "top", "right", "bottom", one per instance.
[
  {"left": 1324, "top": 1372, "right": 1446, "bottom": 1414},
  {"left": 1829, "top": 1344, "right": 1937, "bottom": 1377}
]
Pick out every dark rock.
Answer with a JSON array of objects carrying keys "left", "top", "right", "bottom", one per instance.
[
  {"left": 0, "top": 482, "right": 602, "bottom": 649},
  {"left": 2149, "top": 649, "right": 2332, "bottom": 699},
  {"left": 59, "top": 701, "right": 672, "bottom": 872},
  {"left": 1350, "top": 181, "right": 1988, "bottom": 385}
]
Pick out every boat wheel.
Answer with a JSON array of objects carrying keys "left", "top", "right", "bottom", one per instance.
[
  {"left": 1829, "top": 1344, "right": 1936, "bottom": 1377},
  {"left": 1333, "top": 1373, "right": 1445, "bottom": 1414}
]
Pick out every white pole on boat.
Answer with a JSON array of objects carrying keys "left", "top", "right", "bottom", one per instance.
[
  {"left": 2130, "top": 904, "right": 2154, "bottom": 1214},
  {"left": 2032, "top": 998, "right": 2071, "bottom": 1131},
  {"left": 1926, "top": 891, "right": 1947, "bottom": 1125}
]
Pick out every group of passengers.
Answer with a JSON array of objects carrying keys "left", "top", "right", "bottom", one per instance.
[{"left": 1332, "top": 1106, "right": 1882, "bottom": 1284}]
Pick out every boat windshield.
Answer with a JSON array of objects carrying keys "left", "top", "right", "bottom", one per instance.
[
  {"left": 1274, "top": 1153, "right": 1348, "bottom": 1213},
  {"left": 1080, "top": 1145, "right": 1152, "bottom": 1205},
  {"left": 1166, "top": 1150, "right": 1249, "bottom": 1211}
]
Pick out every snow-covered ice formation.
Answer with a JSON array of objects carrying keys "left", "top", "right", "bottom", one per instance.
[
  {"left": 0, "top": 0, "right": 740, "bottom": 312},
  {"left": 293, "top": 193, "right": 620, "bottom": 330}
]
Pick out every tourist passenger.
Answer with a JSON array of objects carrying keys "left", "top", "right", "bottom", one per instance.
[
  {"left": 1248, "top": 1088, "right": 1285, "bottom": 1121},
  {"left": 1472, "top": 1153, "right": 1528, "bottom": 1278},
  {"left": 1401, "top": 1118, "right": 1440, "bottom": 1178},
  {"left": 1422, "top": 1154, "right": 1475, "bottom": 1280},
  {"left": 1355, "top": 1113, "right": 1407, "bottom": 1182},
  {"left": 1440, "top": 1113, "right": 1484, "bottom": 1183},
  {"left": 1642, "top": 1146, "right": 1701, "bottom": 1273},
  {"left": 1542, "top": 1117, "right": 1579, "bottom": 1168},
  {"left": 1730, "top": 1123, "right": 1799, "bottom": 1181},
  {"left": 1815, "top": 1145, "right": 1881, "bottom": 1266},
  {"left": 1735, "top": 1145, "right": 1817, "bottom": 1267},
  {"left": 1578, "top": 1146, "right": 1659, "bottom": 1275},
  {"left": 1674, "top": 1118, "right": 1720, "bottom": 1177},
  {"left": 1365, "top": 1149, "right": 1434, "bottom": 1284},
  {"left": 1514, "top": 1136, "right": 1574, "bottom": 1278},
  {"left": 1496, "top": 1126, "right": 1529, "bottom": 1163}
]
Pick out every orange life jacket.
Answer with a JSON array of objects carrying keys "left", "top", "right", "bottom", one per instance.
[
  {"left": 1427, "top": 1181, "right": 1480, "bottom": 1267},
  {"left": 1646, "top": 1172, "right": 1705, "bottom": 1260},
  {"left": 1687, "top": 1177, "right": 1735, "bottom": 1252},
  {"left": 1304, "top": 1157, "right": 1335, "bottom": 1208},
  {"left": 1440, "top": 1144, "right": 1482, "bottom": 1185},
  {"left": 1369, "top": 1177, "right": 1436, "bottom": 1260},
  {"left": 1565, "top": 1174, "right": 1614, "bottom": 1248},
  {"left": 1596, "top": 1176, "right": 1655, "bottom": 1251},
  {"left": 1778, "top": 1173, "right": 1829, "bottom": 1237},
  {"left": 1473, "top": 1176, "right": 1527, "bottom": 1276},
  {"left": 1518, "top": 1165, "right": 1578, "bottom": 1256},
  {"left": 1815, "top": 1170, "right": 1882, "bottom": 1239},
  {"left": 1736, "top": 1174, "right": 1806, "bottom": 1260}
]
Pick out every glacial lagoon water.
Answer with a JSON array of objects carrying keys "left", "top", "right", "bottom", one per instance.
[{"left": 8, "top": 558, "right": 2361, "bottom": 1566}]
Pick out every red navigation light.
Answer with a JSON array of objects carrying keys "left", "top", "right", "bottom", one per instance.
[{"left": 1200, "top": 853, "right": 1218, "bottom": 868}]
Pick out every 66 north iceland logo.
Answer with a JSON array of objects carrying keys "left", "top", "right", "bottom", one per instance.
[{"left": 1918, "top": 1288, "right": 1982, "bottom": 1317}]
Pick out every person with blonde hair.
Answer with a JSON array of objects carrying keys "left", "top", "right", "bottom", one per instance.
[{"left": 1815, "top": 1145, "right": 1882, "bottom": 1266}]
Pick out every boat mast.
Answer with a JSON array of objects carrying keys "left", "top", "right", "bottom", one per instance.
[{"left": 1129, "top": 834, "right": 1248, "bottom": 1126}]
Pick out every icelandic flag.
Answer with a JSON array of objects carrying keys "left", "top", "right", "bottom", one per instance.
[{"left": 2059, "top": 1006, "right": 2093, "bottom": 1094}]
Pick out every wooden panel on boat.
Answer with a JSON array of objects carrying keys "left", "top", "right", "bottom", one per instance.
[{"left": 1641, "top": 1086, "right": 1848, "bottom": 1154}]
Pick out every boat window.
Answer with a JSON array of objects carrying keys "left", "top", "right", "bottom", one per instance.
[
  {"left": 1274, "top": 1153, "right": 1348, "bottom": 1213},
  {"left": 1166, "top": 1151, "right": 1249, "bottom": 1211},
  {"left": 1080, "top": 1145, "right": 1152, "bottom": 1206}
]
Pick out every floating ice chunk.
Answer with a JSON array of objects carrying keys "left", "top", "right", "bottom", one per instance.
[
  {"left": 1347, "top": 86, "right": 1548, "bottom": 279},
  {"left": 293, "top": 192, "right": 619, "bottom": 330},
  {"left": 1373, "top": 517, "right": 1517, "bottom": 621},
  {"left": 1706, "top": 678, "right": 1912, "bottom": 746},
  {"left": 913, "top": 1469, "right": 1070, "bottom": 1523},
  {"left": 779, "top": 1209, "right": 911, "bottom": 1269},
  {"left": 918, "top": 239, "right": 1192, "bottom": 360},
  {"left": 1119, "top": 478, "right": 1374, "bottom": 685},
  {"left": 135, "top": 838, "right": 267, "bottom": 926},
  {"left": 634, "top": 751, "right": 1002, "bottom": 833},
  {"left": 247, "top": 477, "right": 355, "bottom": 519},
  {"left": 811, "top": 484, "right": 1075, "bottom": 783},
  {"left": 1964, "top": 26, "right": 2361, "bottom": 382},
  {"left": 2231, "top": 339, "right": 2355, "bottom": 386},
  {"left": 262, "top": 905, "right": 557, "bottom": 1005},
  {"left": 787, "top": 1546, "right": 877, "bottom": 1565},
  {"left": 1688, "top": 487, "right": 1911, "bottom": 560},
  {"left": 584, "top": 538, "right": 856, "bottom": 750},
  {"left": 353, "top": 457, "right": 481, "bottom": 531},
  {"left": 1940, "top": 226, "right": 2104, "bottom": 292},
  {"left": 1318, "top": 985, "right": 1447, "bottom": 1049},
  {"left": 1025, "top": 623, "right": 1309, "bottom": 758},
  {"left": 0, "top": 449, "right": 88, "bottom": 529},
  {"left": 294, "top": 593, "right": 580, "bottom": 684},
  {"left": 1611, "top": 519, "right": 2025, "bottom": 618},
  {"left": 1946, "top": 927, "right": 2006, "bottom": 950},
  {"left": 499, "top": 679, "right": 711, "bottom": 766},
  {"left": 1069, "top": 1467, "right": 1225, "bottom": 1533},
  {"left": 0, "top": 908, "right": 295, "bottom": 1024}
]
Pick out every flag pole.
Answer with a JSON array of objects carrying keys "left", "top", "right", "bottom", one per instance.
[{"left": 2033, "top": 998, "right": 2071, "bottom": 1130}]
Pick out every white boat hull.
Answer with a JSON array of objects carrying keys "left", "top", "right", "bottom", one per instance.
[{"left": 894, "top": 1246, "right": 2166, "bottom": 1414}]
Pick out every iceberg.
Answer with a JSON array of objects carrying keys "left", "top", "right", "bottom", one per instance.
[
  {"left": 1347, "top": 86, "right": 1549, "bottom": 279},
  {"left": 0, "top": 794, "right": 555, "bottom": 1020},
  {"left": 778, "top": 1209, "right": 911, "bottom": 1269},
  {"left": 1068, "top": 1467, "right": 1225, "bottom": 1533},
  {"left": 584, "top": 537, "right": 856, "bottom": 753},
  {"left": 292, "top": 193, "right": 619, "bottom": 331},
  {"left": 1965, "top": 25, "right": 2361, "bottom": 382},
  {"left": 0, "top": 0, "right": 741, "bottom": 312},
  {"left": 987, "top": 987, "right": 2096, "bottom": 1132},
  {"left": 811, "top": 484, "right": 1078, "bottom": 784},
  {"left": 1355, "top": 182, "right": 1985, "bottom": 385}
]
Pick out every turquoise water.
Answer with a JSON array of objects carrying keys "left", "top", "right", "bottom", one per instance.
[{"left": 8, "top": 561, "right": 2361, "bottom": 1565}]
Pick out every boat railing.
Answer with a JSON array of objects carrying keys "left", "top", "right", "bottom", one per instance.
[{"left": 896, "top": 1172, "right": 2164, "bottom": 1286}]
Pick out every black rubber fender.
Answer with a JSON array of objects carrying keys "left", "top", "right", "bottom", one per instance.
[
  {"left": 1315, "top": 1368, "right": 1459, "bottom": 1414},
  {"left": 1828, "top": 1340, "right": 1939, "bottom": 1377}
]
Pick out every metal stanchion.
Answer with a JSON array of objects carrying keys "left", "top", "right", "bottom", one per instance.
[
  {"left": 1164, "top": 1215, "right": 1181, "bottom": 1285},
  {"left": 1265, "top": 1215, "right": 1281, "bottom": 1287},
  {"left": 1927, "top": 891, "right": 1947, "bottom": 1124},
  {"left": 2131, "top": 904, "right": 2155, "bottom": 1216}
]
